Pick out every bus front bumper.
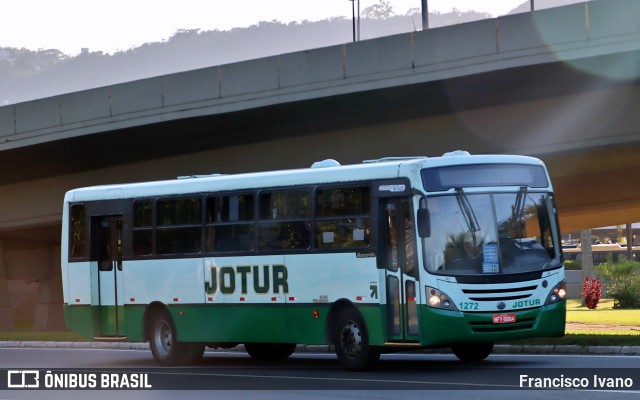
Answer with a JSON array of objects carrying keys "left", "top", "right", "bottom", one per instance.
[{"left": 419, "top": 300, "right": 566, "bottom": 346}]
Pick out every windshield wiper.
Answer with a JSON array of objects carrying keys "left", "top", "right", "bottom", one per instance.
[
  {"left": 511, "top": 186, "right": 529, "bottom": 239},
  {"left": 455, "top": 188, "right": 480, "bottom": 246},
  {"left": 512, "top": 186, "right": 528, "bottom": 221}
]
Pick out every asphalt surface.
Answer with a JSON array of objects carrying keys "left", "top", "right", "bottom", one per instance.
[
  {"left": 1, "top": 341, "right": 639, "bottom": 355},
  {"left": 1, "top": 347, "right": 639, "bottom": 398}
]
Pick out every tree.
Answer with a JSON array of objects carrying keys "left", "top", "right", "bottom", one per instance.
[
  {"left": 405, "top": 7, "right": 420, "bottom": 17},
  {"left": 361, "top": 0, "right": 394, "bottom": 20}
]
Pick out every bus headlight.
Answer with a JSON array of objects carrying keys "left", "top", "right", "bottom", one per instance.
[
  {"left": 426, "top": 286, "right": 458, "bottom": 310},
  {"left": 544, "top": 281, "right": 567, "bottom": 305}
]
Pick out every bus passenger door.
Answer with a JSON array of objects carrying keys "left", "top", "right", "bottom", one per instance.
[
  {"left": 381, "top": 198, "right": 420, "bottom": 343},
  {"left": 93, "top": 215, "right": 126, "bottom": 338}
]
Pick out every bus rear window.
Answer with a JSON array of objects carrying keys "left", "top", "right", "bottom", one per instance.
[{"left": 69, "top": 204, "right": 86, "bottom": 260}]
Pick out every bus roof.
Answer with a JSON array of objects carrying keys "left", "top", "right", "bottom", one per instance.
[{"left": 65, "top": 153, "right": 546, "bottom": 202}]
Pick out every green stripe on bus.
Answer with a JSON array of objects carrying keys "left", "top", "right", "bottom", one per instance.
[
  {"left": 65, "top": 301, "right": 565, "bottom": 346},
  {"left": 63, "top": 303, "right": 386, "bottom": 345}
]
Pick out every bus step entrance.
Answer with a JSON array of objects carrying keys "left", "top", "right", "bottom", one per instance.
[
  {"left": 93, "top": 336, "right": 128, "bottom": 341},
  {"left": 383, "top": 342, "right": 421, "bottom": 347}
]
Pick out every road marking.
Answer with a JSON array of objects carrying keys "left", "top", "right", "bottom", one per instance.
[{"left": 145, "top": 370, "right": 519, "bottom": 389}]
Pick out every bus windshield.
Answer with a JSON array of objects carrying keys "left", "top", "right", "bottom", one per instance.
[{"left": 424, "top": 191, "right": 561, "bottom": 275}]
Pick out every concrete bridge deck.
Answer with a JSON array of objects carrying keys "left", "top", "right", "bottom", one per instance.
[{"left": 1, "top": 0, "right": 640, "bottom": 330}]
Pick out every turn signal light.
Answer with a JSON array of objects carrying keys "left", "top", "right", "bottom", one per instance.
[
  {"left": 426, "top": 286, "right": 458, "bottom": 310},
  {"left": 545, "top": 281, "right": 567, "bottom": 305}
]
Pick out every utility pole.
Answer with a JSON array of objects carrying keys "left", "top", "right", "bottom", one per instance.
[
  {"left": 349, "top": 0, "right": 356, "bottom": 42},
  {"left": 357, "top": 0, "right": 360, "bottom": 41},
  {"left": 627, "top": 223, "right": 633, "bottom": 261},
  {"left": 421, "top": 0, "right": 429, "bottom": 30}
]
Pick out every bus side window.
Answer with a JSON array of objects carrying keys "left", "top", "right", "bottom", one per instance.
[
  {"left": 98, "top": 222, "right": 113, "bottom": 271},
  {"left": 156, "top": 197, "right": 202, "bottom": 255},
  {"left": 315, "top": 186, "right": 371, "bottom": 249},
  {"left": 258, "top": 190, "right": 311, "bottom": 250},
  {"left": 133, "top": 200, "right": 153, "bottom": 256},
  {"left": 384, "top": 203, "right": 398, "bottom": 272},
  {"left": 206, "top": 194, "right": 255, "bottom": 253}
]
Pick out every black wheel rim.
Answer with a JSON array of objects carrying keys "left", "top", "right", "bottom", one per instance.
[{"left": 339, "top": 319, "right": 362, "bottom": 359}]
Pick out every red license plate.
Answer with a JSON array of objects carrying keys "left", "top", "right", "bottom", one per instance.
[{"left": 492, "top": 313, "right": 516, "bottom": 324}]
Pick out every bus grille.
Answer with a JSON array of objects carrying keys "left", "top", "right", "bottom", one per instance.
[
  {"left": 468, "top": 317, "right": 537, "bottom": 333},
  {"left": 462, "top": 285, "right": 537, "bottom": 302}
]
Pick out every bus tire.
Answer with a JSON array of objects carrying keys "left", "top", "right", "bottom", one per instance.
[
  {"left": 149, "top": 310, "right": 203, "bottom": 366},
  {"left": 182, "top": 342, "right": 205, "bottom": 364},
  {"left": 245, "top": 343, "right": 296, "bottom": 360},
  {"left": 451, "top": 342, "right": 494, "bottom": 362},
  {"left": 333, "top": 308, "right": 380, "bottom": 371}
]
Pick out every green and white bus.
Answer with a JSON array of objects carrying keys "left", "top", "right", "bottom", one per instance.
[{"left": 61, "top": 151, "right": 566, "bottom": 370}]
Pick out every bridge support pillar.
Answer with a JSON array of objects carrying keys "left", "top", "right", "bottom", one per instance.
[
  {"left": 0, "top": 241, "right": 15, "bottom": 330},
  {"left": 33, "top": 245, "right": 66, "bottom": 331}
]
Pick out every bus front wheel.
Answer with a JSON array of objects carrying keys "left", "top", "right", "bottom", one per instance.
[
  {"left": 149, "top": 310, "right": 204, "bottom": 366},
  {"left": 333, "top": 308, "right": 380, "bottom": 371},
  {"left": 451, "top": 342, "right": 494, "bottom": 362}
]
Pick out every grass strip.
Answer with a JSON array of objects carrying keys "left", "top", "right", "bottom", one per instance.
[
  {"left": 505, "top": 333, "right": 640, "bottom": 347},
  {"left": 566, "top": 299, "right": 640, "bottom": 325}
]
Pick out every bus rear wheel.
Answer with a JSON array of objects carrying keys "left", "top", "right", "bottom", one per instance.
[
  {"left": 334, "top": 308, "right": 380, "bottom": 371},
  {"left": 245, "top": 343, "right": 296, "bottom": 360},
  {"left": 149, "top": 310, "right": 204, "bottom": 366},
  {"left": 451, "top": 342, "right": 494, "bottom": 362}
]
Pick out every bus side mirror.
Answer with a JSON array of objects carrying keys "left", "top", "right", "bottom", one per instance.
[{"left": 417, "top": 208, "right": 431, "bottom": 238}]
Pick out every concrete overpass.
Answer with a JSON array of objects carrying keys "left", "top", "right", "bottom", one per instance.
[{"left": 1, "top": 0, "right": 640, "bottom": 330}]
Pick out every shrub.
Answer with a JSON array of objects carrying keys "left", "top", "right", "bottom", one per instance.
[
  {"left": 580, "top": 276, "right": 602, "bottom": 309},
  {"left": 563, "top": 260, "right": 581, "bottom": 270},
  {"left": 595, "top": 259, "right": 640, "bottom": 308}
]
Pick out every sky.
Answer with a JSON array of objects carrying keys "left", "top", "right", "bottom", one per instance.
[{"left": 1, "top": 0, "right": 529, "bottom": 55}]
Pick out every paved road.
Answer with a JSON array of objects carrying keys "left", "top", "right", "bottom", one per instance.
[{"left": 1, "top": 348, "right": 639, "bottom": 399}]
